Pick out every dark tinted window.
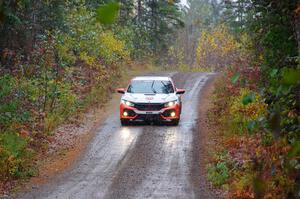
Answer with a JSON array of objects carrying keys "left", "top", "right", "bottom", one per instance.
[{"left": 127, "top": 80, "right": 174, "bottom": 94}]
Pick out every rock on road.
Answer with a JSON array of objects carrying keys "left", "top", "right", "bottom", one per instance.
[{"left": 20, "top": 72, "right": 217, "bottom": 199}]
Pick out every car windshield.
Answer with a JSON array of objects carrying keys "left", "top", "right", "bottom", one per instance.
[{"left": 127, "top": 80, "right": 174, "bottom": 94}]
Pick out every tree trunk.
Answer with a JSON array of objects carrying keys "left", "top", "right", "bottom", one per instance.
[
  {"left": 295, "top": 15, "right": 300, "bottom": 55},
  {"left": 137, "top": 0, "right": 142, "bottom": 22}
]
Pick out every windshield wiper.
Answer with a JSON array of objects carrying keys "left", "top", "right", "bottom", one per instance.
[
  {"left": 151, "top": 81, "right": 157, "bottom": 94},
  {"left": 160, "top": 81, "right": 170, "bottom": 94}
]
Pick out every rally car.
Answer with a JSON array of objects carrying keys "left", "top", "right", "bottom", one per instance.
[{"left": 116, "top": 76, "right": 185, "bottom": 126}]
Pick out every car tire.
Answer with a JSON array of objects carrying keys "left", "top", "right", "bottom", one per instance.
[
  {"left": 171, "top": 119, "right": 179, "bottom": 126},
  {"left": 120, "top": 119, "right": 129, "bottom": 126}
]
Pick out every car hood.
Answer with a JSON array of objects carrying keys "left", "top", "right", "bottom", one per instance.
[{"left": 122, "top": 93, "right": 177, "bottom": 104}]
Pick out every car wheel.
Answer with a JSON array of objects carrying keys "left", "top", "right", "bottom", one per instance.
[
  {"left": 171, "top": 119, "right": 179, "bottom": 126},
  {"left": 120, "top": 119, "right": 129, "bottom": 126}
]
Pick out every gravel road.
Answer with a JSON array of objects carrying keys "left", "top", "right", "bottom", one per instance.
[{"left": 20, "top": 72, "right": 217, "bottom": 199}]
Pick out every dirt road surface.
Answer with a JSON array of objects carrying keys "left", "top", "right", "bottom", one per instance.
[{"left": 20, "top": 72, "right": 218, "bottom": 199}]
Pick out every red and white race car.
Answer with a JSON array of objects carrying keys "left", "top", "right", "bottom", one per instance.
[{"left": 116, "top": 76, "right": 185, "bottom": 126}]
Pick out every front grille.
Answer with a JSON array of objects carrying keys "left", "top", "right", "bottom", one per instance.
[
  {"left": 136, "top": 114, "right": 161, "bottom": 121},
  {"left": 134, "top": 103, "right": 165, "bottom": 111}
]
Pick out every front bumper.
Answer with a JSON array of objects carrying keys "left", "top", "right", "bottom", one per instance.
[{"left": 120, "top": 103, "right": 181, "bottom": 121}]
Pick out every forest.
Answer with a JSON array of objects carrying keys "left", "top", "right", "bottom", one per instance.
[
  {"left": 0, "top": 0, "right": 300, "bottom": 198},
  {"left": 0, "top": 0, "right": 183, "bottom": 179}
]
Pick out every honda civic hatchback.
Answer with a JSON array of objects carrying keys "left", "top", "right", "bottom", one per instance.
[{"left": 116, "top": 76, "right": 185, "bottom": 126}]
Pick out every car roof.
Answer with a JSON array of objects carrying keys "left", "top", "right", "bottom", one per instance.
[{"left": 132, "top": 76, "right": 171, "bottom": 81}]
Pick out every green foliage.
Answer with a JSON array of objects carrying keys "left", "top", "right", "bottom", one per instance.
[
  {"left": 0, "top": 75, "right": 18, "bottom": 128},
  {"left": 228, "top": 89, "right": 267, "bottom": 134},
  {"left": 45, "top": 82, "right": 77, "bottom": 133},
  {"left": 282, "top": 68, "right": 300, "bottom": 85},
  {"left": 0, "top": 132, "right": 35, "bottom": 179},
  {"left": 99, "top": 31, "right": 130, "bottom": 64},
  {"left": 241, "top": 92, "right": 255, "bottom": 105},
  {"left": 58, "top": 6, "right": 131, "bottom": 66},
  {"left": 133, "top": 0, "right": 184, "bottom": 55},
  {"left": 288, "top": 141, "right": 300, "bottom": 159},
  {"left": 207, "top": 151, "right": 231, "bottom": 187},
  {"left": 208, "top": 161, "right": 230, "bottom": 187},
  {"left": 96, "top": 2, "right": 120, "bottom": 25},
  {"left": 263, "top": 66, "right": 300, "bottom": 141},
  {"left": 0, "top": 75, "right": 34, "bottom": 129},
  {"left": 231, "top": 73, "right": 240, "bottom": 84}
]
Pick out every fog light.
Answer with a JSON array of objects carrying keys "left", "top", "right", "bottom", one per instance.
[
  {"left": 123, "top": 111, "right": 128, "bottom": 117},
  {"left": 170, "top": 112, "right": 176, "bottom": 117}
]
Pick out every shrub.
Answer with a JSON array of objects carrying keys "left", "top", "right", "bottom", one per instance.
[
  {"left": 231, "top": 172, "right": 254, "bottom": 194},
  {"left": 45, "top": 82, "right": 77, "bottom": 133},
  {"left": 196, "top": 25, "right": 240, "bottom": 70},
  {"left": 0, "top": 75, "right": 19, "bottom": 128},
  {"left": 0, "top": 75, "right": 36, "bottom": 130},
  {"left": 228, "top": 88, "right": 267, "bottom": 134},
  {"left": 208, "top": 161, "right": 230, "bottom": 187},
  {"left": 0, "top": 133, "right": 35, "bottom": 180},
  {"left": 99, "top": 31, "right": 130, "bottom": 64}
]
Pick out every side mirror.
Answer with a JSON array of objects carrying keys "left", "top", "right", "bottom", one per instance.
[
  {"left": 176, "top": 89, "right": 185, "bottom": 95},
  {"left": 116, "top": 88, "right": 125, "bottom": 94}
]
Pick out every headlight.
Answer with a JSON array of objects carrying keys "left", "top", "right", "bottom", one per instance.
[
  {"left": 164, "top": 100, "right": 177, "bottom": 107},
  {"left": 121, "top": 99, "right": 134, "bottom": 107}
]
